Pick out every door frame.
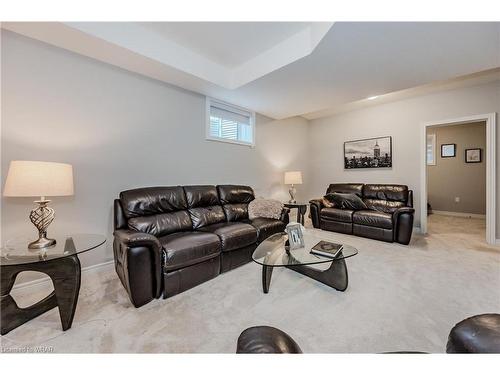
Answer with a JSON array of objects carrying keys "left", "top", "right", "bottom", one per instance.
[{"left": 420, "top": 113, "right": 497, "bottom": 244}]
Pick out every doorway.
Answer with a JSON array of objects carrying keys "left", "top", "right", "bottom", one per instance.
[{"left": 420, "top": 113, "right": 496, "bottom": 244}]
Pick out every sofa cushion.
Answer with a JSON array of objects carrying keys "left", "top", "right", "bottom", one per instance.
[
  {"left": 363, "top": 199, "right": 405, "bottom": 214},
  {"left": 353, "top": 210, "right": 393, "bottom": 229},
  {"left": 160, "top": 231, "right": 221, "bottom": 272},
  {"left": 217, "top": 185, "right": 255, "bottom": 222},
  {"left": 120, "top": 186, "right": 193, "bottom": 237},
  {"left": 326, "top": 193, "right": 367, "bottom": 210},
  {"left": 128, "top": 210, "right": 192, "bottom": 237},
  {"left": 249, "top": 217, "right": 286, "bottom": 242},
  {"left": 218, "top": 185, "right": 255, "bottom": 204},
  {"left": 120, "top": 186, "right": 188, "bottom": 218},
  {"left": 199, "top": 222, "right": 258, "bottom": 252},
  {"left": 363, "top": 184, "right": 409, "bottom": 203},
  {"left": 320, "top": 208, "right": 354, "bottom": 223},
  {"left": 184, "top": 185, "right": 226, "bottom": 229},
  {"left": 321, "top": 196, "right": 336, "bottom": 208},
  {"left": 326, "top": 183, "right": 364, "bottom": 197}
]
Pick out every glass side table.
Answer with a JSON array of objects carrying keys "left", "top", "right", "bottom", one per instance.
[{"left": 0, "top": 234, "right": 106, "bottom": 335}]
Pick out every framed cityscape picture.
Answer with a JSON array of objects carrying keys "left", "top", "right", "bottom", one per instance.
[
  {"left": 465, "top": 148, "right": 482, "bottom": 163},
  {"left": 344, "top": 136, "right": 392, "bottom": 169}
]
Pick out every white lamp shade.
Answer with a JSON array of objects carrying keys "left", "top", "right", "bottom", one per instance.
[
  {"left": 284, "top": 171, "right": 303, "bottom": 185},
  {"left": 3, "top": 161, "right": 74, "bottom": 197}
]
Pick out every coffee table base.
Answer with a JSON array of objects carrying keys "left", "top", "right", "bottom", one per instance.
[
  {"left": 1, "top": 255, "right": 81, "bottom": 335},
  {"left": 261, "top": 258, "right": 348, "bottom": 293}
]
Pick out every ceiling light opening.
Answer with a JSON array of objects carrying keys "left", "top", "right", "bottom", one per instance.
[{"left": 367, "top": 95, "right": 379, "bottom": 100}]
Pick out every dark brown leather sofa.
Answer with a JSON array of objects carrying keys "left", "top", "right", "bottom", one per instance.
[
  {"left": 310, "top": 183, "right": 414, "bottom": 245},
  {"left": 113, "top": 185, "right": 289, "bottom": 307}
]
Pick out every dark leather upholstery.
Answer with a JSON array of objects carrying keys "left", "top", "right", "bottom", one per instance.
[
  {"left": 199, "top": 222, "right": 258, "bottom": 252},
  {"left": 184, "top": 185, "right": 226, "bottom": 229},
  {"left": 163, "top": 257, "right": 220, "bottom": 299},
  {"left": 446, "top": 314, "right": 500, "bottom": 353},
  {"left": 114, "top": 199, "right": 127, "bottom": 230},
  {"left": 128, "top": 211, "right": 192, "bottom": 237},
  {"left": 221, "top": 244, "right": 257, "bottom": 273},
  {"left": 217, "top": 185, "right": 254, "bottom": 221},
  {"left": 363, "top": 184, "right": 408, "bottom": 202},
  {"left": 326, "top": 183, "right": 364, "bottom": 196},
  {"left": 321, "top": 219, "right": 352, "bottom": 234},
  {"left": 353, "top": 210, "right": 393, "bottom": 229},
  {"left": 237, "top": 326, "right": 302, "bottom": 354},
  {"left": 309, "top": 199, "right": 324, "bottom": 228},
  {"left": 321, "top": 207, "right": 354, "bottom": 223},
  {"left": 120, "top": 187, "right": 193, "bottom": 237},
  {"left": 113, "top": 184, "right": 289, "bottom": 307},
  {"left": 310, "top": 183, "right": 414, "bottom": 244},
  {"left": 113, "top": 229, "right": 163, "bottom": 307},
  {"left": 120, "top": 186, "right": 188, "bottom": 218},
  {"left": 363, "top": 198, "right": 405, "bottom": 214},
  {"left": 249, "top": 217, "right": 286, "bottom": 242},
  {"left": 160, "top": 231, "right": 221, "bottom": 271}
]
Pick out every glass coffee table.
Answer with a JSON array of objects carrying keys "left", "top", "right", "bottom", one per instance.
[
  {"left": 252, "top": 231, "right": 358, "bottom": 293},
  {"left": 1, "top": 234, "right": 106, "bottom": 335}
]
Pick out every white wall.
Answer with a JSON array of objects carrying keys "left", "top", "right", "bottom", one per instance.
[
  {"left": 0, "top": 30, "right": 309, "bottom": 276},
  {"left": 308, "top": 80, "right": 500, "bottom": 235}
]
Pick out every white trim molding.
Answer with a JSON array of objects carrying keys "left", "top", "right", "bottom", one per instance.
[
  {"left": 420, "top": 113, "right": 497, "bottom": 245},
  {"left": 432, "top": 211, "right": 486, "bottom": 219},
  {"left": 12, "top": 260, "right": 114, "bottom": 291}
]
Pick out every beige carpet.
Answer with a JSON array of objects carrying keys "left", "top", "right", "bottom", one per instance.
[{"left": 1, "top": 215, "right": 499, "bottom": 353}]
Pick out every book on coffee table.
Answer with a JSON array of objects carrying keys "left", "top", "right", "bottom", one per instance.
[{"left": 310, "top": 241, "right": 343, "bottom": 258}]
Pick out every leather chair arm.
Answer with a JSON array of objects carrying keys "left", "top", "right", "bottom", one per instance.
[
  {"left": 114, "top": 229, "right": 162, "bottom": 250},
  {"left": 280, "top": 207, "right": 291, "bottom": 225},
  {"left": 113, "top": 229, "right": 163, "bottom": 307},
  {"left": 392, "top": 207, "right": 415, "bottom": 245},
  {"left": 309, "top": 199, "right": 324, "bottom": 228}
]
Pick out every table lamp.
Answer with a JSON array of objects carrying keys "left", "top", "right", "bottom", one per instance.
[
  {"left": 3, "top": 161, "right": 74, "bottom": 249},
  {"left": 284, "top": 171, "right": 302, "bottom": 203}
]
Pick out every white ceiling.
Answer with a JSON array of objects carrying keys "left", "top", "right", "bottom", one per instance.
[
  {"left": 2, "top": 22, "right": 500, "bottom": 119},
  {"left": 138, "top": 22, "right": 310, "bottom": 68}
]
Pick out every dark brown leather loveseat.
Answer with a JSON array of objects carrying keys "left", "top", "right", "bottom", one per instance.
[
  {"left": 113, "top": 185, "right": 289, "bottom": 307},
  {"left": 309, "top": 183, "right": 414, "bottom": 245}
]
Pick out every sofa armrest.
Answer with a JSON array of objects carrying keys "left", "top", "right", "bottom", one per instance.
[
  {"left": 309, "top": 199, "right": 324, "bottom": 228},
  {"left": 280, "top": 207, "right": 291, "bottom": 225},
  {"left": 114, "top": 229, "right": 162, "bottom": 249},
  {"left": 392, "top": 207, "right": 415, "bottom": 245},
  {"left": 113, "top": 229, "right": 163, "bottom": 307}
]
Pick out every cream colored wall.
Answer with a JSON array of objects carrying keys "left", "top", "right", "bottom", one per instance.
[
  {"left": 427, "top": 122, "right": 486, "bottom": 215},
  {"left": 308, "top": 80, "right": 499, "bottom": 235}
]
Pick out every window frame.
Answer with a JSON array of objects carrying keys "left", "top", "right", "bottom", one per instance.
[
  {"left": 205, "top": 97, "right": 256, "bottom": 147},
  {"left": 426, "top": 133, "right": 436, "bottom": 166}
]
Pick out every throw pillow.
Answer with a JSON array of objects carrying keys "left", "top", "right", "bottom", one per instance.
[
  {"left": 325, "top": 193, "right": 367, "bottom": 210},
  {"left": 321, "top": 196, "right": 336, "bottom": 208},
  {"left": 248, "top": 198, "right": 284, "bottom": 220}
]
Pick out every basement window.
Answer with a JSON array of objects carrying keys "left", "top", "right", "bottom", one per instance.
[{"left": 206, "top": 98, "right": 255, "bottom": 147}]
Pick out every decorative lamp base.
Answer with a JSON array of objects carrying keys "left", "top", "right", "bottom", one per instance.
[
  {"left": 28, "top": 199, "right": 57, "bottom": 250},
  {"left": 288, "top": 185, "right": 297, "bottom": 203},
  {"left": 28, "top": 236, "right": 56, "bottom": 250}
]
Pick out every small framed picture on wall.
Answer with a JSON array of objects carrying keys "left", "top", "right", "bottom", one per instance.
[
  {"left": 441, "top": 143, "right": 456, "bottom": 158},
  {"left": 465, "top": 148, "right": 482, "bottom": 163}
]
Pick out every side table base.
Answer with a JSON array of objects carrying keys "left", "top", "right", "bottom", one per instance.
[{"left": 1, "top": 254, "right": 81, "bottom": 335}]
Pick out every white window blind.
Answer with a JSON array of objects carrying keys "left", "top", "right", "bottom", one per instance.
[{"left": 207, "top": 99, "right": 254, "bottom": 146}]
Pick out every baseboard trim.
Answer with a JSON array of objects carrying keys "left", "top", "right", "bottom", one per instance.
[
  {"left": 432, "top": 210, "right": 486, "bottom": 219},
  {"left": 12, "top": 259, "right": 114, "bottom": 291}
]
